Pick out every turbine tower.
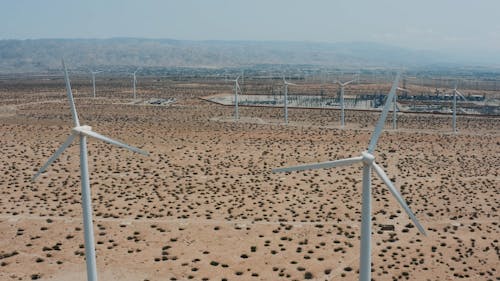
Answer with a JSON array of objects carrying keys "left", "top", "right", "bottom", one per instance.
[
  {"left": 90, "top": 70, "right": 102, "bottom": 98},
  {"left": 452, "top": 84, "right": 466, "bottom": 134},
  {"left": 32, "top": 59, "right": 149, "bottom": 281},
  {"left": 132, "top": 68, "right": 140, "bottom": 100},
  {"left": 393, "top": 87, "right": 410, "bottom": 130},
  {"left": 335, "top": 78, "right": 356, "bottom": 127},
  {"left": 273, "top": 72, "right": 426, "bottom": 281},
  {"left": 230, "top": 76, "right": 241, "bottom": 120},
  {"left": 283, "top": 76, "right": 296, "bottom": 124}
]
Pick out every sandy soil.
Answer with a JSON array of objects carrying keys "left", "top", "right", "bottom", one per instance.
[{"left": 0, "top": 78, "right": 499, "bottom": 281}]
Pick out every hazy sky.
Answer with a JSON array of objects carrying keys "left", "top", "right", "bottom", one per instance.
[{"left": 2, "top": 0, "right": 500, "bottom": 54}]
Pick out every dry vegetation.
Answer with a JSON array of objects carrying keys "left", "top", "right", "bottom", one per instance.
[{"left": 0, "top": 77, "right": 499, "bottom": 281}]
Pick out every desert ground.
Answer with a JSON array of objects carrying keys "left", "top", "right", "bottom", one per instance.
[{"left": 0, "top": 76, "right": 499, "bottom": 281}]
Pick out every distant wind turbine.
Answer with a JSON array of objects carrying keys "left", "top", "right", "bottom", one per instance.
[
  {"left": 90, "top": 70, "right": 102, "bottom": 98},
  {"left": 132, "top": 68, "right": 140, "bottom": 99},
  {"left": 273, "top": 72, "right": 426, "bottom": 281},
  {"left": 335, "top": 78, "right": 356, "bottom": 127},
  {"left": 32, "top": 59, "right": 149, "bottom": 281},
  {"left": 283, "top": 76, "right": 297, "bottom": 124},
  {"left": 451, "top": 83, "right": 467, "bottom": 134},
  {"left": 393, "top": 87, "right": 410, "bottom": 130},
  {"left": 230, "top": 76, "right": 241, "bottom": 120}
]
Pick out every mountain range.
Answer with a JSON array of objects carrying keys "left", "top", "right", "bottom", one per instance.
[{"left": 0, "top": 38, "right": 498, "bottom": 74}]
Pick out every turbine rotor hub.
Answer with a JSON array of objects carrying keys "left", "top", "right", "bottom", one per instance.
[
  {"left": 361, "top": 151, "right": 375, "bottom": 165},
  {"left": 72, "top": 125, "right": 92, "bottom": 135}
]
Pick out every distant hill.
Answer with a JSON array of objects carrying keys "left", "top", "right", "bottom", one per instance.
[{"left": 0, "top": 38, "right": 495, "bottom": 74}]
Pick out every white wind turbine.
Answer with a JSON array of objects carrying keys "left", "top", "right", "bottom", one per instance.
[
  {"left": 230, "top": 76, "right": 241, "bottom": 121},
  {"left": 355, "top": 71, "right": 361, "bottom": 84},
  {"left": 451, "top": 83, "right": 466, "bottom": 134},
  {"left": 32, "top": 59, "right": 149, "bottom": 281},
  {"left": 90, "top": 70, "right": 102, "bottom": 98},
  {"left": 393, "top": 86, "right": 410, "bottom": 130},
  {"left": 335, "top": 77, "right": 356, "bottom": 127},
  {"left": 132, "top": 68, "right": 140, "bottom": 100},
  {"left": 283, "top": 76, "right": 297, "bottom": 124},
  {"left": 273, "top": 73, "right": 426, "bottom": 281}
]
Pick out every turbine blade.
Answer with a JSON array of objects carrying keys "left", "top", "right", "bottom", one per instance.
[
  {"left": 81, "top": 129, "right": 149, "bottom": 156},
  {"left": 32, "top": 134, "right": 76, "bottom": 181},
  {"left": 455, "top": 90, "right": 466, "bottom": 100},
  {"left": 367, "top": 72, "right": 401, "bottom": 153},
  {"left": 344, "top": 79, "right": 355, "bottom": 86},
  {"left": 372, "top": 162, "right": 427, "bottom": 236},
  {"left": 287, "top": 82, "right": 297, "bottom": 86},
  {"left": 62, "top": 59, "right": 80, "bottom": 127},
  {"left": 273, "top": 156, "right": 363, "bottom": 173}
]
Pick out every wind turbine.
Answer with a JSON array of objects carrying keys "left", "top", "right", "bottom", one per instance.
[
  {"left": 273, "top": 73, "right": 426, "bottom": 281},
  {"left": 335, "top": 78, "right": 356, "bottom": 127},
  {"left": 355, "top": 71, "right": 361, "bottom": 84},
  {"left": 90, "top": 70, "right": 102, "bottom": 98},
  {"left": 230, "top": 76, "right": 241, "bottom": 120},
  {"left": 132, "top": 68, "right": 140, "bottom": 100},
  {"left": 32, "top": 59, "right": 149, "bottom": 281},
  {"left": 283, "top": 76, "right": 297, "bottom": 124},
  {"left": 451, "top": 83, "right": 466, "bottom": 134},
  {"left": 393, "top": 87, "right": 410, "bottom": 130}
]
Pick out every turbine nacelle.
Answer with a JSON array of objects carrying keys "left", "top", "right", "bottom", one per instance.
[
  {"left": 283, "top": 76, "right": 297, "bottom": 86},
  {"left": 361, "top": 151, "right": 375, "bottom": 165},
  {"left": 335, "top": 79, "right": 355, "bottom": 87},
  {"left": 72, "top": 125, "right": 92, "bottom": 135},
  {"left": 132, "top": 67, "right": 141, "bottom": 75}
]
